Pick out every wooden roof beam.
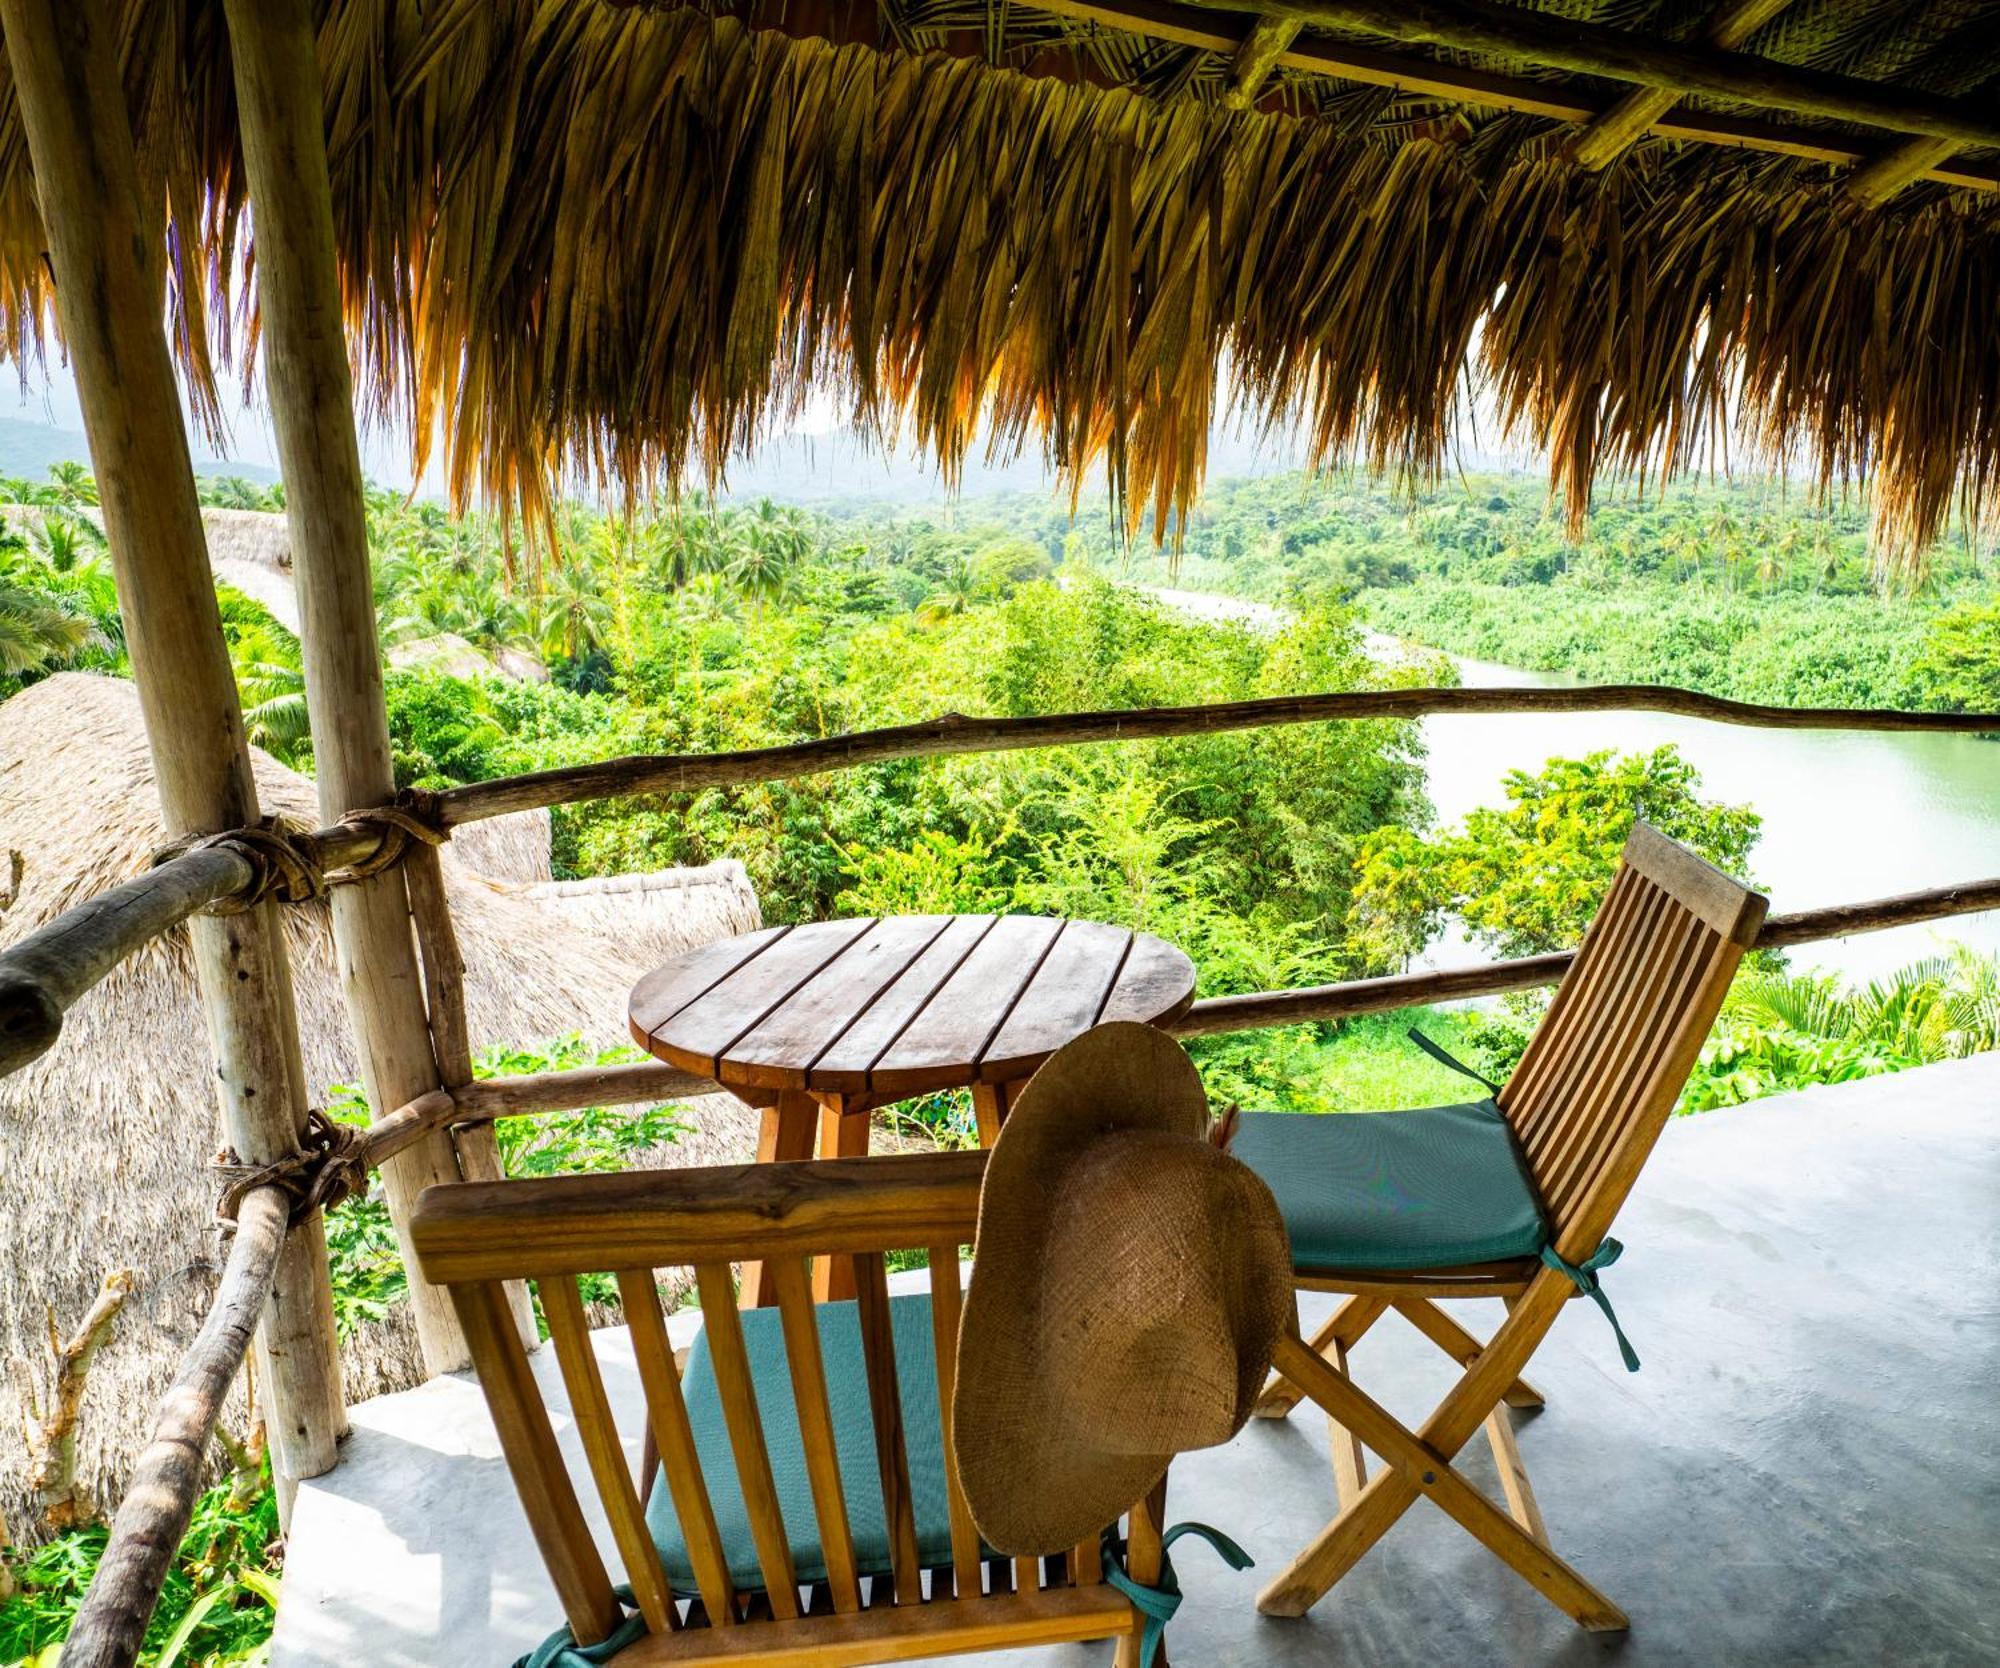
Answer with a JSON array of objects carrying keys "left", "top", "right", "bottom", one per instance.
[
  {"left": 1223, "top": 15, "right": 1302, "bottom": 105},
  {"left": 1186, "top": 0, "right": 2000, "bottom": 149},
  {"left": 1024, "top": 0, "right": 2000, "bottom": 192},
  {"left": 1848, "top": 135, "right": 1962, "bottom": 206},
  {"left": 1570, "top": 0, "right": 1794, "bottom": 171}
]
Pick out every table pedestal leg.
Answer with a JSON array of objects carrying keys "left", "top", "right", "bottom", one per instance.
[
  {"left": 814, "top": 1096, "right": 871, "bottom": 1302},
  {"left": 741, "top": 1089, "right": 817, "bottom": 1308},
  {"left": 971, "top": 1080, "right": 1017, "bottom": 1148}
]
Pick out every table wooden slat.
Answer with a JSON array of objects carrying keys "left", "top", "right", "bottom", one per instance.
[
  {"left": 627, "top": 923, "right": 789, "bottom": 1044},
  {"left": 1099, "top": 930, "right": 1198, "bottom": 1027},
  {"left": 806, "top": 914, "right": 998, "bottom": 1097},
  {"left": 976, "top": 919, "right": 1133, "bottom": 1084},
  {"left": 868, "top": 914, "right": 1065, "bottom": 1097},
  {"left": 649, "top": 916, "right": 878, "bottom": 1075},
  {"left": 723, "top": 915, "right": 955, "bottom": 1092}
]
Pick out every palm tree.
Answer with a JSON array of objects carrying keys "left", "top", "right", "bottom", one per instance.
[
  {"left": 916, "top": 556, "right": 978, "bottom": 625},
  {"left": 45, "top": 460, "right": 98, "bottom": 509},
  {"left": 537, "top": 560, "right": 614, "bottom": 663},
  {"left": 0, "top": 580, "right": 95, "bottom": 677}
]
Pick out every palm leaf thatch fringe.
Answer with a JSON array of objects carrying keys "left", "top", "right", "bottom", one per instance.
[
  {"left": 0, "top": 4, "right": 1994, "bottom": 558},
  {"left": 0, "top": 673, "right": 761, "bottom": 1536}
]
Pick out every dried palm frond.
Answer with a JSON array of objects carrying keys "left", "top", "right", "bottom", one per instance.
[{"left": 0, "top": 2, "right": 1992, "bottom": 564}]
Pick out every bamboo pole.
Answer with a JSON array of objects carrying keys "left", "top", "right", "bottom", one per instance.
[
  {"left": 220, "top": 0, "right": 532, "bottom": 1368},
  {"left": 61, "top": 1189, "right": 291, "bottom": 1668},
  {"left": 432, "top": 685, "right": 2000, "bottom": 828},
  {"left": 1569, "top": 0, "right": 1794, "bottom": 171},
  {"left": 1198, "top": 0, "right": 2000, "bottom": 149},
  {"left": 0, "top": 0, "right": 342, "bottom": 1503},
  {"left": 1025, "top": 0, "right": 2000, "bottom": 191}
]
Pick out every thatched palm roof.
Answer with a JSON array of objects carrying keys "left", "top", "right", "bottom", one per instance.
[
  {"left": 0, "top": 674, "right": 761, "bottom": 1531},
  {"left": 0, "top": 1, "right": 1995, "bottom": 557}
]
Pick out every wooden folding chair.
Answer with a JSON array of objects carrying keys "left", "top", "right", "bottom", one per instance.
[
  {"left": 410, "top": 1151, "right": 1169, "bottom": 1667},
  {"left": 1233, "top": 823, "right": 1767, "bottom": 1626}
]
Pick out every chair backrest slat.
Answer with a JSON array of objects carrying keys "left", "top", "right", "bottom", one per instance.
[
  {"left": 924, "top": 1244, "right": 986, "bottom": 1600},
  {"left": 614, "top": 1268, "right": 738, "bottom": 1626},
  {"left": 540, "top": 1275, "right": 679, "bottom": 1634},
  {"left": 1505, "top": 865, "right": 1648, "bottom": 1136},
  {"left": 767, "top": 1257, "right": 864, "bottom": 1613},
  {"left": 1522, "top": 902, "right": 1694, "bottom": 1183},
  {"left": 1499, "top": 824, "right": 1767, "bottom": 1254},
  {"left": 692, "top": 1260, "right": 803, "bottom": 1619},
  {"left": 1534, "top": 917, "right": 1709, "bottom": 1215},
  {"left": 445, "top": 1280, "right": 622, "bottom": 1646},
  {"left": 853, "top": 1250, "right": 925, "bottom": 1604}
]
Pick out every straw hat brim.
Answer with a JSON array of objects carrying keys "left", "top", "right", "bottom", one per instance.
[{"left": 953, "top": 1022, "right": 1291, "bottom": 1555}]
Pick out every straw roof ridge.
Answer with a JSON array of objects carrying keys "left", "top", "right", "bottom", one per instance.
[
  {"left": 0, "top": 673, "right": 761, "bottom": 1534},
  {"left": 0, "top": 3, "right": 1994, "bottom": 555}
]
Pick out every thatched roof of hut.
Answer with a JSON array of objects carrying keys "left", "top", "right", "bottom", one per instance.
[
  {"left": 4, "top": 504, "right": 299, "bottom": 630},
  {"left": 0, "top": 2, "right": 1995, "bottom": 558},
  {"left": 0, "top": 674, "right": 762, "bottom": 1531}
]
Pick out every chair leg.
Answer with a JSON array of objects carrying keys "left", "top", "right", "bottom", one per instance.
[
  {"left": 1114, "top": 1478, "right": 1168, "bottom": 1668},
  {"left": 1393, "top": 1296, "right": 1545, "bottom": 1410},
  {"left": 1259, "top": 1290, "right": 1627, "bottom": 1632},
  {"left": 1254, "top": 1295, "right": 1386, "bottom": 1418},
  {"left": 1326, "top": 1329, "right": 1367, "bottom": 1509},
  {"left": 1482, "top": 1296, "right": 1548, "bottom": 1541}
]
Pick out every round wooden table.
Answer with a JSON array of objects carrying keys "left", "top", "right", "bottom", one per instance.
[{"left": 629, "top": 913, "right": 1195, "bottom": 1299}]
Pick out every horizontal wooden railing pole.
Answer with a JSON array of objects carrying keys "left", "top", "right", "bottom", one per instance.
[
  {"left": 1173, "top": 874, "right": 2000, "bottom": 1035},
  {"left": 359, "top": 1067, "right": 726, "bottom": 1168},
  {"left": 6, "top": 684, "right": 2000, "bottom": 1088},
  {"left": 0, "top": 847, "right": 253, "bottom": 1074},
  {"left": 61, "top": 1186, "right": 290, "bottom": 1668},
  {"left": 0, "top": 820, "right": 386, "bottom": 1080},
  {"left": 450, "top": 1061, "right": 727, "bottom": 1121},
  {"left": 430, "top": 686, "right": 2000, "bottom": 828}
]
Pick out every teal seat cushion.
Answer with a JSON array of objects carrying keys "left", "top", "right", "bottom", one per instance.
[
  {"left": 1230, "top": 1101, "right": 1548, "bottom": 1272},
  {"left": 646, "top": 1292, "right": 960, "bottom": 1591}
]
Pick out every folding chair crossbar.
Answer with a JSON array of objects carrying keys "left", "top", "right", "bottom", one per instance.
[{"left": 1254, "top": 825, "right": 1768, "bottom": 1626}]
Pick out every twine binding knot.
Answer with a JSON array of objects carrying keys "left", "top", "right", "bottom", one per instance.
[
  {"left": 330, "top": 791, "right": 449, "bottom": 884},
  {"left": 153, "top": 816, "right": 327, "bottom": 913},
  {"left": 214, "top": 1108, "right": 369, "bottom": 1228}
]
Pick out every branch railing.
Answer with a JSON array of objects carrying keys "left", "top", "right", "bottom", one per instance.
[
  {"left": 5, "top": 681, "right": 1998, "bottom": 1074},
  {"left": 11, "top": 679, "right": 2000, "bottom": 1668}
]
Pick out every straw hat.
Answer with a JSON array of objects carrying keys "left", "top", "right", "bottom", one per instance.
[{"left": 953, "top": 1022, "right": 1292, "bottom": 1555}]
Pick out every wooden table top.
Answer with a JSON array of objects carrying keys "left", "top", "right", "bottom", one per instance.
[{"left": 628, "top": 914, "right": 1196, "bottom": 1103}]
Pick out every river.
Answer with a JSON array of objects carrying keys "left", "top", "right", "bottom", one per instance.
[{"left": 1139, "top": 586, "right": 2000, "bottom": 982}]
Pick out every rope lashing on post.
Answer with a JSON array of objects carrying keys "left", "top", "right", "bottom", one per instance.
[
  {"left": 213, "top": 1108, "right": 371, "bottom": 1228},
  {"left": 330, "top": 793, "right": 449, "bottom": 883},
  {"left": 148, "top": 791, "right": 449, "bottom": 916},
  {"left": 151, "top": 816, "right": 328, "bottom": 913}
]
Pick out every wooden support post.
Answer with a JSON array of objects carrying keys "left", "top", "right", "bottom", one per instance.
[
  {"left": 1849, "top": 136, "right": 1964, "bottom": 205},
  {"left": 219, "top": 0, "right": 533, "bottom": 1368},
  {"left": 0, "top": 0, "right": 343, "bottom": 1508}
]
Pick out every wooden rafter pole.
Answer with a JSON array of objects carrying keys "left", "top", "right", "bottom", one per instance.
[
  {"left": 1200, "top": 0, "right": 2000, "bottom": 148},
  {"left": 1570, "top": 0, "right": 1794, "bottom": 171},
  {"left": 1848, "top": 135, "right": 1963, "bottom": 206},
  {"left": 1023, "top": 0, "right": 2000, "bottom": 191},
  {"left": 1224, "top": 15, "right": 1302, "bottom": 105},
  {"left": 0, "top": 0, "right": 343, "bottom": 1509},
  {"left": 219, "top": 0, "right": 533, "bottom": 1371}
]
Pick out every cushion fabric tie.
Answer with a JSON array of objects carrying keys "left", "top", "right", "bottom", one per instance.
[
  {"left": 515, "top": 1592, "right": 649, "bottom": 1668},
  {"left": 1539, "top": 1239, "right": 1642, "bottom": 1372},
  {"left": 1101, "top": 1521, "right": 1255, "bottom": 1668},
  {"left": 1406, "top": 1027, "right": 1502, "bottom": 1095}
]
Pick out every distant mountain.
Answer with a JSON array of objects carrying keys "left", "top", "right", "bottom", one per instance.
[{"left": 0, "top": 414, "right": 281, "bottom": 489}]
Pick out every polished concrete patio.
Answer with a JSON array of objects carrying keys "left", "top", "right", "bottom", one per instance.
[{"left": 273, "top": 1053, "right": 2000, "bottom": 1668}]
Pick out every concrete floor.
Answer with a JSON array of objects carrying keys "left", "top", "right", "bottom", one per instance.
[{"left": 273, "top": 1054, "right": 2000, "bottom": 1668}]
